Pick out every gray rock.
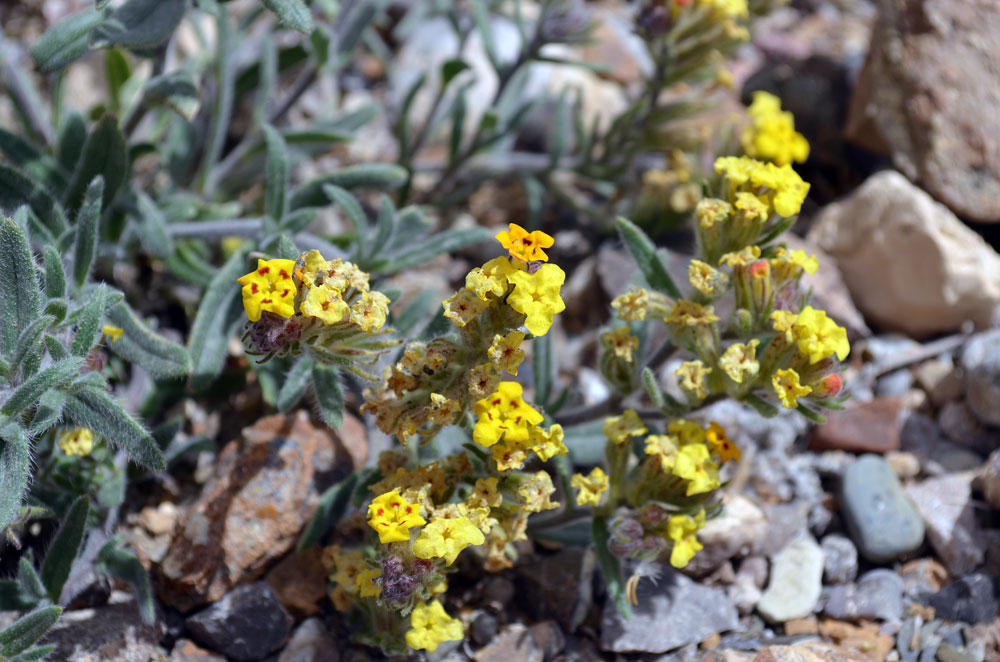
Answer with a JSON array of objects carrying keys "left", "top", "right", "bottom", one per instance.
[
  {"left": 963, "top": 330, "right": 1000, "bottom": 427},
  {"left": 979, "top": 448, "right": 1000, "bottom": 510},
  {"left": 877, "top": 369, "right": 914, "bottom": 398},
  {"left": 901, "top": 411, "right": 984, "bottom": 474},
  {"left": 939, "top": 401, "right": 998, "bottom": 455},
  {"left": 683, "top": 495, "right": 768, "bottom": 576},
  {"left": 599, "top": 567, "right": 738, "bottom": 653},
  {"left": 516, "top": 547, "right": 595, "bottom": 633},
  {"left": 729, "top": 558, "right": 766, "bottom": 616},
  {"left": 474, "top": 624, "right": 542, "bottom": 662},
  {"left": 170, "top": 639, "right": 226, "bottom": 661},
  {"left": 528, "top": 621, "right": 565, "bottom": 662},
  {"left": 841, "top": 454, "right": 925, "bottom": 562},
  {"left": 278, "top": 618, "right": 338, "bottom": 662},
  {"left": 470, "top": 610, "right": 499, "bottom": 647},
  {"left": 43, "top": 590, "right": 167, "bottom": 662},
  {"left": 823, "top": 569, "right": 904, "bottom": 622},
  {"left": 928, "top": 574, "right": 998, "bottom": 625},
  {"left": 757, "top": 536, "right": 824, "bottom": 623},
  {"left": 906, "top": 473, "right": 986, "bottom": 575},
  {"left": 820, "top": 534, "right": 858, "bottom": 584},
  {"left": 186, "top": 583, "right": 291, "bottom": 662}
]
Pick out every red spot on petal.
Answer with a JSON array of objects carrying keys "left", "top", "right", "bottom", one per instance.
[
  {"left": 279, "top": 269, "right": 290, "bottom": 279},
  {"left": 251, "top": 283, "right": 259, "bottom": 294},
  {"left": 258, "top": 266, "right": 270, "bottom": 275},
  {"left": 261, "top": 298, "right": 273, "bottom": 304}
]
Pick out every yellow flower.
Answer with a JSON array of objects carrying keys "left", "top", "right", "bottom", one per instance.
[
  {"left": 506, "top": 264, "right": 566, "bottom": 337},
  {"left": 734, "top": 192, "right": 769, "bottom": 222},
  {"left": 695, "top": 198, "right": 733, "bottom": 228},
  {"left": 674, "top": 444, "right": 721, "bottom": 496},
  {"left": 473, "top": 382, "right": 544, "bottom": 448},
  {"left": 719, "top": 245, "right": 762, "bottom": 268},
  {"left": 469, "top": 477, "right": 502, "bottom": 508},
  {"left": 405, "top": 601, "right": 464, "bottom": 653},
  {"left": 467, "top": 257, "right": 518, "bottom": 300},
  {"left": 413, "top": 516, "right": 485, "bottom": 565},
  {"left": 428, "top": 393, "right": 461, "bottom": 426},
  {"left": 357, "top": 568, "right": 381, "bottom": 598},
  {"left": 688, "top": 260, "right": 727, "bottom": 296},
  {"left": 491, "top": 443, "right": 527, "bottom": 472},
  {"left": 495, "top": 223, "right": 555, "bottom": 262},
  {"left": 350, "top": 291, "right": 390, "bottom": 332},
  {"left": 772, "top": 368, "right": 812, "bottom": 409},
  {"left": 611, "top": 288, "right": 650, "bottom": 321},
  {"left": 675, "top": 360, "right": 712, "bottom": 400},
  {"left": 102, "top": 325, "right": 123, "bottom": 342},
  {"left": 328, "top": 547, "right": 365, "bottom": 595},
  {"left": 668, "top": 419, "right": 707, "bottom": 446},
  {"left": 667, "top": 300, "right": 720, "bottom": 327},
  {"left": 443, "top": 288, "right": 487, "bottom": 327},
  {"left": 705, "top": 421, "right": 740, "bottom": 463},
  {"left": 742, "top": 91, "right": 809, "bottom": 166},
  {"left": 58, "top": 427, "right": 94, "bottom": 456},
  {"left": 751, "top": 162, "right": 810, "bottom": 217},
  {"left": 601, "top": 327, "right": 639, "bottom": 362},
  {"left": 793, "top": 306, "right": 850, "bottom": 363},
  {"left": 237, "top": 258, "right": 297, "bottom": 322},
  {"left": 299, "top": 249, "right": 328, "bottom": 287},
  {"left": 644, "top": 434, "right": 679, "bottom": 473},
  {"left": 701, "top": 0, "right": 747, "bottom": 19},
  {"left": 667, "top": 510, "right": 706, "bottom": 568},
  {"left": 602, "top": 409, "right": 648, "bottom": 444},
  {"left": 528, "top": 423, "right": 568, "bottom": 461},
  {"left": 367, "top": 489, "right": 426, "bottom": 544},
  {"left": 571, "top": 467, "right": 608, "bottom": 507},
  {"left": 714, "top": 155, "right": 757, "bottom": 186},
  {"left": 301, "top": 284, "right": 349, "bottom": 325},
  {"left": 488, "top": 331, "right": 526, "bottom": 375},
  {"left": 718, "top": 339, "right": 760, "bottom": 384},
  {"left": 770, "top": 310, "right": 798, "bottom": 342},
  {"left": 517, "top": 471, "right": 559, "bottom": 513},
  {"left": 467, "top": 363, "right": 501, "bottom": 400}
]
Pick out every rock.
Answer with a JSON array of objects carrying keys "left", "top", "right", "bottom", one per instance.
[
  {"left": 899, "top": 558, "right": 949, "bottom": 598},
  {"left": 820, "top": 535, "right": 858, "bottom": 585},
  {"left": 905, "top": 473, "right": 986, "bottom": 575},
  {"left": 807, "top": 171, "right": 1000, "bottom": 337},
  {"left": 914, "top": 359, "right": 965, "bottom": 409},
  {"left": 979, "top": 448, "right": 1000, "bottom": 510},
  {"left": 938, "top": 401, "right": 997, "bottom": 455},
  {"left": 758, "top": 503, "right": 810, "bottom": 558},
  {"left": 159, "top": 412, "right": 342, "bottom": 611},
  {"left": 265, "top": 547, "right": 329, "bottom": 617},
  {"left": 470, "top": 610, "right": 499, "bottom": 647},
  {"left": 186, "top": 583, "right": 292, "bottom": 662},
  {"left": 480, "top": 576, "right": 515, "bottom": 610},
  {"left": 823, "top": 569, "right": 904, "bottom": 622},
  {"left": 817, "top": 619, "right": 895, "bottom": 662},
  {"left": 885, "top": 451, "right": 921, "bottom": 482},
  {"left": 528, "top": 621, "right": 565, "bottom": 662},
  {"left": 809, "top": 397, "right": 903, "bottom": 454},
  {"left": 44, "top": 590, "right": 167, "bottom": 662},
  {"left": 474, "top": 624, "right": 543, "bottom": 662},
  {"left": 845, "top": 0, "right": 1000, "bottom": 222},
  {"left": 170, "top": 639, "right": 226, "bottom": 662},
  {"left": 928, "top": 574, "right": 998, "bottom": 625},
  {"left": 962, "top": 330, "right": 1000, "bottom": 427},
  {"left": 729, "top": 557, "right": 766, "bottom": 616},
  {"left": 599, "top": 568, "right": 738, "bottom": 653},
  {"left": 840, "top": 454, "right": 925, "bottom": 562},
  {"left": 684, "top": 496, "right": 768, "bottom": 576},
  {"left": 278, "top": 618, "right": 338, "bottom": 662},
  {"left": 757, "top": 536, "right": 824, "bottom": 623},
  {"left": 876, "top": 369, "right": 914, "bottom": 398},
  {"left": 900, "top": 412, "right": 984, "bottom": 475},
  {"left": 516, "top": 547, "right": 595, "bottom": 633},
  {"left": 785, "top": 235, "right": 870, "bottom": 339},
  {"left": 753, "top": 641, "right": 870, "bottom": 662}
]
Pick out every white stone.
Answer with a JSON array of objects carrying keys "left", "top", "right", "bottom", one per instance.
[
  {"left": 807, "top": 170, "right": 1000, "bottom": 337},
  {"left": 757, "top": 535, "right": 824, "bottom": 623}
]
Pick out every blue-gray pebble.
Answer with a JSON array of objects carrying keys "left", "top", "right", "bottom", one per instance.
[{"left": 841, "top": 454, "right": 925, "bottom": 562}]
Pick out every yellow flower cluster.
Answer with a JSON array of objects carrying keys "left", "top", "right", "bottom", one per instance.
[
  {"left": 639, "top": 418, "right": 734, "bottom": 496},
  {"left": 58, "top": 427, "right": 94, "bottom": 457},
  {"left": 741, "top": 91, "right": 810, "bottom": 166},
  {"left": 571, "top": 467, "right": 609, "bottom": 507},
  {"left": 714, "top": 156, "right": 810, "bottom": 218},
  {"left": 406, "top": 601, "right": 464, "bottom": 653},
  {"left": 767, "top": 305, "right": 850, "bottom": 409},
  {"left": 473, "top": 382, "right": 566, "bottom": 471}
]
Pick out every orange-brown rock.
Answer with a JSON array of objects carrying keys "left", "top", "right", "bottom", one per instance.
[
  {"left": 265, "top": 547, "right": 329, "bottom": 617},
  {"left": 809, "top": 397, "right": 902, "bottom": 454},
  {"left": 157, "top": 411, "right": 362, "bottom": 612},
  {"left": 754, "top": 641, "right": 869, "bottom": 662}
]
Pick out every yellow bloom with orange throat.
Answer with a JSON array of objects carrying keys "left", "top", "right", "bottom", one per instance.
[{"left": 496, "top": 223, "right": 554, "bottom": 262}]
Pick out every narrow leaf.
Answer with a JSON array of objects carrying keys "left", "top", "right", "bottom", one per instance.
[
  {"left": 9, "top": 316, "right": 56, "bottom": 380},
  {"left": 615, "top": 217, "right": 682, "bottom": 299},
  {"left": 277, "top": 355, "right": 314, "bottom": 412},
  {"left": 89, "top": 0, "right": 185, "bottom": 50},
  {"left": 70, "top": 284, "right": 108, "bottom": 356},
  {"left": 96, "top": 542, "right": 155, "bottom": 624},
  {"left": 263, "top": 124, "right": 288, "bottom": 221},
  {"left": 72, "top": 177, "right": 103, "bottom": 288},
  {"left": 188, "top": 250, "right": 248, "bottom": 391},
  {"left": 468, "top": 0, "right": 501, "bottom": 70},
  {"left": 0, "top": 217, "right": 42, "bottom": 355},
  {"left": 0, "top": 606, "right": 62, "bottom": 657},
  {"left": 64, "top": 386, "right": 165, "bottom": 471},
  {"left": 289, "top": 164, "right": 407, "bottom": 209},
  {"left": 104, "top": 302, "right": 189, "bottom": 378},
  {"left": 7, "top": 644, "right": 57, "bottom": 661},
  {"left": 30, "top": 9, "right": 102, "bottom": 72},
  {"left": 63, "top": 115, "right": 126, "bottom": 217},
  {"left": 0, "top": 166, "right": 67, "bottom": 237},
  {"left": 40, "top": 497, "right": 90, "bottom": 602},
  {"left": 133, "top": 191, "right": 174, "bottom": 259},
  {"left": 593, "top": 516, "right": 631, "bottom": 619},
  {"left": 321, "top": 185, "right": 367, "bottom": 258},
  {"left": 16, "top": 557, "right": 46, "bottom": 603},
  {"left": 43, "top": 245, "right": 66, "bottom": 299},
  {"left": 262, "top": 0, "right": 313, "bottom": 33},
  {"left": 0, "top": 425, "right": 31, "bottom": 531},
  {"left": 312, "top": 363, "right": 344, "bottom": 429},
  {"left": 29, "top": 389, "right": 68, "bottom": 437},
  {"left": 297, "top": 474, "right": 357, "bottom": 550},
  {"left": 372, "top": 227, "right": 492, "bottom": 273},
  {"left": 533, "top": 331, "right": 553, "bottom": 407}
]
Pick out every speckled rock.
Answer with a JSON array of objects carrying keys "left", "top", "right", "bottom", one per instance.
[
  {"left": 823, "top": 569, "right": 904, "bottom": 622},
  {"left": 962, "top": 330, "right": 1000, "bottom": 428},
  {"left": 820, "top": 534, "right": 858, "bottom": 585},
  {"left": 278, "top": 618, "right": 339, "bottom": 662},
  {"left": 44, "top": 591, "right": 166, "bottom": 662},
  {"left": 979, "top": 448, "right": 1000, "bottom": 510},
  {"left": 840, "top": 454, "right": 924, "bottom": 562},
  {"left": 757, "top": 536, "right": 824, "bottom": 623},
  {"left": 905, "top": 473, "right": 986, "bottom": 575},
  {"left": 600, "top": 568, "right": 738, "bottom": 653}
]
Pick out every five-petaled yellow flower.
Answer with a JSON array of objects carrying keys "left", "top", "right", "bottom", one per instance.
[
  {"left": 473, "top": 382, "right": 544, "bottom": 448},
  {"left": 772, "top": 368, "right": 812, "bottom": 409},
  {"left": 571, "top": 467, "right": 608, "bottom": 507},
  {"left": 506, "top": 264, "right": 566, "bottom": 337},
  {"left": 718, "top": 339, "right": 760, "bottom": 384},
  {"left": 644, "top": 434, "right": 679, "bottom": 473},
  {"left": 237, "top": 258, "right": 297, "bottom": 322},
  {"left": 488, "top": 331, "right": 526, "bottom": 375},
  {"left": 405, "top": 601, "right": 464, "bottom": 653},
  {"left": 496, "top": 223, "right": 555, "bottom": 262},
  {"left": 602, "top": 409, "right": 648, "bottom": 444},
  {"left": 675, "top": 360, "right": 712, "bottom": 400},
  {"left": 367, "top": 489, "right": 426, "bottom": 544},
  {"left": 58, "top": 427, "right": 94, "bottom": 457},
  {"left": 705, "top": 421, "right": 740, "bottom": 463},
  {"left": 793, "top": 306, "right": 849, "bottom": 364},
  {"left": 668, "top": 510, "right": 706, "bottom": 568},
  {"left": 674, "top": 443, "right": 721, "bottom": 496},
  {"left": 413, "top": 516, "right": 485, "bottom": 565}
]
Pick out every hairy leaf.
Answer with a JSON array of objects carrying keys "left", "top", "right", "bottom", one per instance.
[
  {"left": 30, "top": 9, "right": 103, "bottom": 72},
  {"left": 290, "top": 164, "right": 407, "bottom": 209},
  {"left": 371, "top": 227, "right": 492, "bottom": 273},
  {"left": 89, "top": 0, "right": 185, "bottom": 50},
  {"left": 64, "top": 387, "right": 164, "bottom": 471},
  {"left": 0, "top": 166, "right": 67, "bottom": 237},
  {"left": 262, "top": 0, "right": 313, "bottom": 33},
  {"left": 277, "top": 355, "right": 314, "bottom": 412},
  {"left": 263, "top": 124, "right": 288, "bottom": 221},
  {"left": 72, "top": 177, "right": 104, "bottom": 288},
  {"left": 0, "top": 606, "right": 62, "bottom": 657},
  {"left": 105, "top": 302, "right": 189, "bottom": 378},
  {"left": 0, "top": 217, "right": 42, "bottom": 355},
  {"left": 593, "top": 516, "right": 631, "bottom": 619},
  {"left": 40, "top": 497, "right": 90, "bottom": 602},
  {"left": 0, "top": 425, "right": 31, "bottom": 531},
  {"left": 312, "top": 363, "right": 344, "bottom": 429},
  {"left": 63, "top": 115, "right": 126, "bottom": 217},
  {"left": 43, "top": 245, "right": 66, "bottom": 299},
  {"left": 70, "top": 283, "right": 108, "bottom": 356},
  {"left": 615, "top": 217, "right": 682, "bottom": 299},
  {"left": 96, "top": 541, "right": 155, "bottom": 624},
  {"left": 297, "top": 473, "right": 357, "bottom": 550},
  {"left": 188, "top": 250, "right": 248, "bottom": 391}
]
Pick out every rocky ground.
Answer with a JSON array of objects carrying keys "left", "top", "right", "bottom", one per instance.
[{"left": 3, "top": 0, "right": 1000, "bottom": 661}]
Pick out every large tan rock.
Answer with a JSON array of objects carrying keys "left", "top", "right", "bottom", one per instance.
[{"left": 807, "top": 171, "right": 1000, "bottom": 337}]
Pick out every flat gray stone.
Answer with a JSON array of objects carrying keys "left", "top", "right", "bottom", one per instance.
[
  {"left": 187, "top": 583, "right": 291, "bottom": 662},
  {"left": 820, "top": 534, "right": 858, "bottom": 584},
  {"left": 758, "top": 536, "right": 824, "bottom": 623},
  {"left": 823, "top": 569, "right": 904, "bottom": 622},
  {"left": 962, "top": 330, "right": 1000, "bottom": 427},
  {"left": 841, "top": 454, "right": 925, "bottom": 562},
  {"left": 599, "top": 568, "right": 738, "bottom": 653},
  {"left": 905, "top": 473, "right": 986, "bottom": 575}
]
